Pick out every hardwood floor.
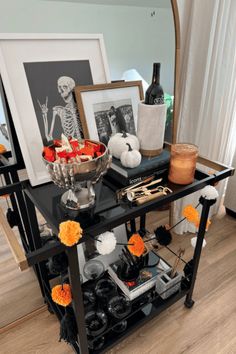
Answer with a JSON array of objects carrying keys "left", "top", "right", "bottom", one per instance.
[
  {"left": 0, "top": 199, "right": 44, "bottom": 328},
  {"left": 1, "top": 211, "right": 236, "bottom": 354}
]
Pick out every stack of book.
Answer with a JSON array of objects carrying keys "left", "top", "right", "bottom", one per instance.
[{"left": 106, "top": 149, "right": 170, "bottom": 187}]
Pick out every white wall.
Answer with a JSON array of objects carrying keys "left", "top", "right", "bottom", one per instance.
[{"left": 0, "top": 0, "right": 175, "bottom": 93}]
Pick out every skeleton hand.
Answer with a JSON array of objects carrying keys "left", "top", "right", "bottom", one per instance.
[{"left": 41, "top": 104, "right": 48, "bottom": 116}]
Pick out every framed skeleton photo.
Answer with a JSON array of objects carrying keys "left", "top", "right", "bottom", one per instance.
[
  {"left": 75, "top": 81, "right": 144, "bottom": 146},
  {"left": 0, "top": 33, "right": 110, "bottom": 186}
]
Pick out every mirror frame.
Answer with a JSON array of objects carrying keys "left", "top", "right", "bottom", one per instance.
[
  {"left": 171, "top": 0, "right": 180, "bottom": 144},
  {"left": 0, "top": 77, "right": 25, "bottom": 170}
]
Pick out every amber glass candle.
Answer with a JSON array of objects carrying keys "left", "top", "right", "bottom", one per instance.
[{"left": 168, "top": 143, "right": 198, "bottom": 185}]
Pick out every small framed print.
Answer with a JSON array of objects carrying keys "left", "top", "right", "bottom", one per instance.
[{"left": 75, "top": 81, "right": 144, "bottom": 145}]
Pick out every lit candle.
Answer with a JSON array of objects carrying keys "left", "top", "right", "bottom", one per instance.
[{"left": 168, "top": 144, "right": 198, "bottom": 185}]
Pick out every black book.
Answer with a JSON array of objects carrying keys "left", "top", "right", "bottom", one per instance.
[{"left": 107, "top": 149, "right": 170, "bottom": 186}]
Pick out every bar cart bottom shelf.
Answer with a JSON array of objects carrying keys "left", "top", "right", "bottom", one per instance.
[{"left": 69, "top": 288, "right": 189, "bottom": 354}]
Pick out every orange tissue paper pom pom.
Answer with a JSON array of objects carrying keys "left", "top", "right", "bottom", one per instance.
[
  {"left": 59, "top": 220, "right": 83, "bottom": 246},
  {"left": 195, "top": 217, "right": 211, "bottom": 231},
  {"left": 0, "top": 144, "right": 7, "bottom": 154},
  {"left": 128, "top": 233, "right": 145, "bottom": 257},
  {"left": 51, "top": 284, "right": 72, "bottom": 307},
  {"left": 182, "top": 205, "right": 199, "bottom": 223}
]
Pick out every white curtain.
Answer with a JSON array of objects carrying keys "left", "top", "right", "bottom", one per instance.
[{"left": 174, "top": 0, "right": 236, "bottom": 234}]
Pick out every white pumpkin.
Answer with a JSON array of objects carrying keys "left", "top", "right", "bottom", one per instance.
[
  {"left": 120, "top": 143, "right": 142, "bottom": 168},
  {"left": 108, "top": 131, "right": 140, "bottom": 159}
]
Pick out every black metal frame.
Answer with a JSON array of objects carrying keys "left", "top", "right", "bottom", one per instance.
[
  {"left": 16, "top": 162, "right": 232, "bottom": 354},
  {"left": 0, "top": 154, "right": 47, "bottom": 299},
  {"left": 0, "top": 76, "right": 25, "bottom": 170}
]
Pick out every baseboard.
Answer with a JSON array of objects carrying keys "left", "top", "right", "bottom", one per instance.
[
  {"left": 225, "top": 207, "right": 236, "bottom": 219},
  {"left": 0, "top": 305, "right": 47, "bottom": 334}
]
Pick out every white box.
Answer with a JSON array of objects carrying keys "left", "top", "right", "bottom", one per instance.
[{"left": 156, "top": 271, "right": 182, "bottom": 299}]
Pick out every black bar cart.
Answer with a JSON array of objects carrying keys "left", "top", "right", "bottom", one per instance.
[{"left": 18, "top": 157, "right": 233, "bottom": 354}]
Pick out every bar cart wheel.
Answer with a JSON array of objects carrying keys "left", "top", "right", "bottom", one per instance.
[{"left": 184, "top": 299, "right": 195, "bottom": 308}]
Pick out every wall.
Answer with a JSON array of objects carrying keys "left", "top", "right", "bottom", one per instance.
[{"left": 0, "top": 0, "right": 175, "bottom": 93}]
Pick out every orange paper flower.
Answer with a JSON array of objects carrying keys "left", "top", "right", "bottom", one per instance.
[
  {"left": 0, "top": 144, "right": 6, "bottom": 154},
  {"left": 59, "top": 220, "right": 83, "bottom": 246},
  {"left": 182, "top": 205, "right": 199, "bottom": 223},
  {"left": 128, "top": 233, "right": 145, "bottom": 257},
  {"left": 51, "top": 284, "right": 72, "bottom": 307},
  {"left": 195, "top": 217, "right": 211, "bottom": 231}
]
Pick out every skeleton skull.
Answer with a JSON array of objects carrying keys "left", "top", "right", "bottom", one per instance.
[{"left": 57, "top": 76, "right": 75, "bottom": 103}]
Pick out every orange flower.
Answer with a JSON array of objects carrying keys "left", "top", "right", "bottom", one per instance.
[
  {"left": 51, "top": 284, "right": 72, "bottom": 307},
  {"left": 0, "top": 144, "right": 6, "bottom": 154},
  {"left": 128, "top": 233, "right": 145, "bottom": 257},
  {"left": 195, "top": 217, "right": 211, "bottom": 231},
  {"left": 182, "top": 205, "right": 199, "bottom": 223},
  {"left": 59, "top": 220, "right": 83, "bottom": 246}
]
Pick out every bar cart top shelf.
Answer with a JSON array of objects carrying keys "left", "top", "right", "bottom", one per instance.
[{"left": 24, "top": 163, "right": 233, "bottom": 241}]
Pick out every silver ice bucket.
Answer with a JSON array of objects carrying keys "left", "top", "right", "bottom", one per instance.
[{"left": 43, "top": 140, "right": 111, "bottom": 210}]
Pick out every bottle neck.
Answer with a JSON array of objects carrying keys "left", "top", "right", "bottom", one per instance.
[{"left": 152, "top": 63, "right": 160, "bottom": 85}]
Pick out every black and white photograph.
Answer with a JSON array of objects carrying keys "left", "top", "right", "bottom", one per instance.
[
  {"left": 93, "top": 99, "right": 136, "bottom": 145},
  {"left": 74, "top": 81, "right": 144, "bottom": 143},
  {"left": 24, "top": 60, "right": 93, "bottom": 143}
]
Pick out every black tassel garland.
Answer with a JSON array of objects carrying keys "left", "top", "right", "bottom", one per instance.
[
  {"left": 59, "top": 307, "right": 78, "bottom": 344},
  {"left": 154, "top": 226, "right": 172, "bottom": 246},
  {"left": 6, "top": 208, "right": 18, "bottom": 228}
]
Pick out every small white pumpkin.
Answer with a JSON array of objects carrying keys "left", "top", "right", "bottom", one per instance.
[
  {"left": 108, "top": 131, "right": 140, "bottom": 159},
  {"left": 120, "top": 143, "right": 142, "bottom": 168}
]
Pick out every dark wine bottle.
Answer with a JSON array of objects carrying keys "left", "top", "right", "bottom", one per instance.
[{"left": 145, "top": 63, "right": 164, "bottom": 105}]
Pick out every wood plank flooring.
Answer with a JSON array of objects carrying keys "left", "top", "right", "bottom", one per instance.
[
  {"left": 0, "top": 199, "right": 44, "bottom": 328},
  {"left": 1, "top": 211, "right": 236, "bottom": 354}
]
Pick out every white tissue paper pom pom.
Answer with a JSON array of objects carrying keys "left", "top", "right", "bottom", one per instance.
[
  {"left": 191, "top": 237, "right": 206, "bottom": 249},
  {"left": 96, "top": 231, "right": 117, "bottom": 255},
  {"left": 200, "top": 186, "right": 219, "bottom": 200}
]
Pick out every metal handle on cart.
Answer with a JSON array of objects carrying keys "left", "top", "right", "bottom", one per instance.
[{"left": 0, "top": 207, "right": 28, "bottom": 271}]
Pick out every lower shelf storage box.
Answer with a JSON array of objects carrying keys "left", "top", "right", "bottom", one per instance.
[{"left": 156, "top": 271, "right": 182, "bottom": 299}]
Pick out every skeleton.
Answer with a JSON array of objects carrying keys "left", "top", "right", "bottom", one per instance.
[{"left": 38, "top": 76, "right": 83, "bottom": 141}]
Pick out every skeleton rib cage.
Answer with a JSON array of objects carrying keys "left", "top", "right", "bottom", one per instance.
[{"left": 60, "top": 105, "right": 83, "bottom": 139}]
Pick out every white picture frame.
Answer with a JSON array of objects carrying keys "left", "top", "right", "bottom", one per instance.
[
  {"left": 75, "top": 81, "right": 144, "bottom": 145},
  {"left": 0, "top": 33, "right": 110, "bottom": 186}
]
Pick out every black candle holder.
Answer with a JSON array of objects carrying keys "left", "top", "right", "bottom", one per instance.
[
  {"left": 85, "top": 310, "right": 108, "bottom": 336},
  {"left": 95, "top": 278, "right": 117, "bottom": 302},
  {"left": 107, "top": 295, "right": 131, "bottom": 319}
]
